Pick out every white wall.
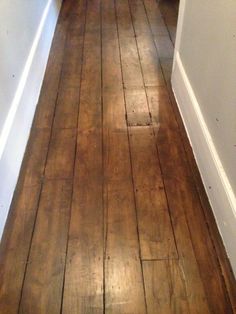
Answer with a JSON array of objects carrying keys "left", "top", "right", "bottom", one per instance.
[
  {"left": 179, "top": 1, "right": 236, "bottom": 194},
  {"left": 0, "top": 0, "right": 62, "bottom": 238},
  {"left": 172, "top": 0, "right": 236, "bottom": 276}
]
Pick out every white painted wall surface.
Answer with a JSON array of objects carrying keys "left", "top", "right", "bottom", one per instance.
[
  {"left": 172, "top": 0, "right": 236, "bottom": 275},
  {"left": 0, "top": 0, "right": 62, "bottom": 238},
  {"left": 179, "top": 1, "right": 236, "bottom": 194}
]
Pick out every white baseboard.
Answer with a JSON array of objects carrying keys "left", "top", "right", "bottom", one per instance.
[
  {"left": 0, "top": 0, "right": 62, "bottom": 239},
  {"left": 171, "top": 52, "right": 236, "bottom": 277}
]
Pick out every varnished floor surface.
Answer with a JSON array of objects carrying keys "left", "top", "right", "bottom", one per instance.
[{"left": 0, "top": 0, "right": 235, "bottom": 313}]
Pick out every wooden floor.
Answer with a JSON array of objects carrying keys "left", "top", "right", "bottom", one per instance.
[{"left": 0, "top": 0, "right": 235, "bottom": 313}]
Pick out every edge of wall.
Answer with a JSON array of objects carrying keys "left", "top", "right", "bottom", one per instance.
[
  {"left": 172, "top": 52, "right": 236, "bottom": 277},
  {"left": 0, "top": 0, "right": 62, "bottom": 239}
]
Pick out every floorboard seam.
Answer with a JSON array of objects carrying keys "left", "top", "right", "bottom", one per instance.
[
  {"left": 16, "top": 8, "right": 71, "bottom": 313},
  {"left": 58, "top": 1, "right": 88, "bottom": 312}
]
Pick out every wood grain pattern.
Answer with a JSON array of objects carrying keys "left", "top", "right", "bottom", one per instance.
[
  {"left": 142, "top": 0, "right": 169, "bottom": 36},
  {"left": 159, "top": 0, "right": 178, "bottom": 43},
  {"left": 128, "top": 125, "right": 177, "bottom": 260},
  {"left": 62, "top": 0, "right": 104, "bottom": 311},
  {"left": 172, "top": 91, "right": 236, "bottom": 311},
  {"left": 117, "top": 36, "right": 144, "bottom": 88},
  {"left": 105, "top": 188, "right": 146, "bottom": 314},
  {"left": 19, "top": 180, "right": 72, "bottom": 314},
  {"left": 128, "top": 127, "right": 162, "bottom": 190},
  {"left": 22, "top": 128, "right": 50, "bottom": 187},
  {"left": 103, "top": 1, "right": 146, "bottom": 312},
  {"left": 45, "top": 128, "right": 76, "bottom": 179},
  {"left": 129, "top": 0, "right": 151, "bottom": 36},
  {"left": 115, "top": 0, "right": 134, "bottom": 38},
  {"left": 62, "top": 132, "right": 104, "bottom": 313},
  {"left": 160, "top": 180, "right": 211, "bottom": 313},
  {"left": 135, "top": 188, "right": 177, "bottom": 260},
  {"left": 53, "top": 86, "right": 80, "bottom": 129},
  {"left": 0, "top": 186, "right": 41, "bottom": 314},
  {"left": 116, "top": 0, "right": 143, "bottom": 87},
  {"left": 160, "top": 58, "right": 173, "bottom": 84},
  {"left": 146, "top": 86, "right": 178, "bottom": 130},
  {"left": 160, "top": 57, "right": 236, "bottom": 310},
  {"left": 33, "top": 22, "right": 68, "bottom": 129},
  {"left": 136, "top": 34, "right": 165, "bottom": 86},
  {"left": 60, "top": 17, "right": 85, "bottom": 89},
  {"left": 165, "top": 177, "right": 233, "bottom": 314},
  {"left": 148, "top": 85, "right": 233, "bottom": 313},
  {"left": 125, "top": 88, "right": 151, "bottom": 126},
  {"left": 128, "top": 0, "right": 165, "bottom": 86},
  {"left": 0, "top": 0, "right": 235, "bottom": 313},
  {"left": 60, "top": 34, "right": 84, "bottom": 89},
  {"left": 143, "top": 260, "right": 190, "bottom": 313},
  {"left": 154, "top": 35, "right": 174, "bottom": 59}
]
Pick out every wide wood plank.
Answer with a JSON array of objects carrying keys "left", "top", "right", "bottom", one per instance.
[
  {"left": 126, "top": 86, "right": 210, "bottom": 311},
  {"left": 160, "top": 58, "right": 173, "bottom": 84},
  {"left": 22, "top": 128, "right": 50, "bottom": 187},
  {"left": 53, "top": 1, "right": 86, "bottom": 129},
  {"left": 154, "top": 35, "right": 174, "bottom": 59},
  {"left": 37, "top": 0, "right": 85, "bottom": 130},
  {"left": 59, "top": 0, "right": 85, "bottom": 21},
  {"left": 148, "top": 85, "right": 233, "bottom": 313},
  {"left": 147, "top": 88, "right": 191, "bottom": 180},
  {"left": 149, "top": 93, "right": 218, "bottom": 313},
  {"left": 125, "top": 88, "right": 151, "bottom": 126},
  {"left": 19, "top": 180, "right": 72, "bottom": 314},
  {"left": 169, "top": 177, "right": 233, "bottom": 314},
  {"left": 158, "top": 129, "right": 192, "bottom": 180},
  {"left": 142, "top": 0, "right": 169, "bottom": 36},
  {"left": 123, "top": 76, "right": 177, "bottom": 260},
  {"left": 129, "top": 0, "right": 165, "bottom": 86},
  {"left": 60, "top": 9, "right": 86, "bottom": 88},
  {"left": 0, "top": 0, "right": 235, "bottom": 313},
  {"left": 104, "top": 131, "right": 132, "bottom": 187},
  {"left": 146, "top": 86, "right": 178, "bottom": 130},
  {"left": 169, "top": 86, "right": 236, "bottom": 311},
  {"left": 45, "top": 128, "right": 76, "bottom": 179},
  {"left": 159, "top": 0, "right": 178, "bottom": 43},
  {"left": 0, "top": 185, "right": 41, "bottom": 314},
  {"left": 146, "top": 88, "right": 211, "bottom": 312},
  {"left": 117, "top": 0, "right": 165, "bottom": 87},
  {"left": 0, "top": 6, "right": 74, "bottom": 313},
  {"left": 33, "top": 21, "right": 68, "bottom": 129},
  {"left": 117, "top": 35, "right": 144, "bottom": 88},
  {"left": 102, "top": 1, "right": 147, "bottom": 312},
  {"left": 116, "top": 0, "right": 143, "bottom": 87},
  {"left": 143, "top": 260, "right": 190, "bottom": 313},
  {"left": 136, "top": 34, "right": 165, "bottom": 86},
  {"left": 128, "top": 126, "right": 177, "bottom": 260},
  {"left": 115, "top": 0, "right": 134, "bottom": 38},
  {"left": 129, "top": 0, "right": 174, "bottom": 86},
  {"left": 105, "top": 187, "right": 146, "bottom": 314},
  {"left": 103, "top": 116, "right": 146, "bottom": 314},
  {"left": 62, "top": 0, "right": 104, "bottom": 311},
  {"left": 135, "top": 188, "right": 177, "bottom": 260},
  {"left": 62, "top": 132, "right": 103, "bottom": 314},
  {"left": 128, "top": 127, "right": 162, "bottom": 190},
  {"left": 53, "top": 86, "right": 80, "bottom": 129},
  {"left": 129, "top": 0, "right": 151, "bottom": 35},
  {"left": 158, "top": 178, "right": 212, "bottom": 313}
]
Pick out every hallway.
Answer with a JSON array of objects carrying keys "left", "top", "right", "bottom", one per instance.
[{"left": 0, "top": 0, "right": 235, "bottom": 313}]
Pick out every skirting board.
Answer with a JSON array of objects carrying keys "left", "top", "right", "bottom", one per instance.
[
  {"left": 0, "top": 0, "right": 62, "bottom": 239},
  {"left": 172, "top": 52, "right": 236, "bottom": 277}
]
